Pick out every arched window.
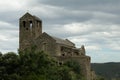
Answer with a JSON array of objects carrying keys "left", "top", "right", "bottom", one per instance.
[
  {"left": 23, "top": 21, "right": 26, "bottom": 27},
  {"left": 43, "top": 42, "right": 47, "bottom": 51}
]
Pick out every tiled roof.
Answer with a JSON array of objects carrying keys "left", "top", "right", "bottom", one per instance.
[
  {"left": 36, "top": 32, "right": 75, "bottom": 47},
  {"left": 52, "top": 36, "right": 74, "bottom": 47}
]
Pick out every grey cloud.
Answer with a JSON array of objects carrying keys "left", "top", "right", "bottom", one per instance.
[
  {"left": 38, "top": 0, "right": 120, "bottom": 11},
  {"left": 25, "top": 0, "right": 120, "bottom": 26},
  {"left": 0, "top": 37, "right": 18, "bottom": 53},
  {"left": 0, "top": 11, "right": 23, "bottom": 26},
  {"left": 0, "top": 0, "right": 120, "bottom": 62}
]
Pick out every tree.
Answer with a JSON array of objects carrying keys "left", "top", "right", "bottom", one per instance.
[
  {"left": 64, "top": 59, "right": 82, "bottom": 80},
  {"left": 64, "top": 59, "right": 81, "bottom": 74},
  {"left": 0, "top": 52, "right": 20, "bottom": 80}
]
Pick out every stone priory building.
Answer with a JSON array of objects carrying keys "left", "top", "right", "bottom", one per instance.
[{"left": 19, "top": 12, "right": 96, "bottom": 80}]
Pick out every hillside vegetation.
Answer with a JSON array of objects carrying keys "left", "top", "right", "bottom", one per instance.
[
  {"left": 0, "top": 48, "right": 83, "bottom": 80},
  {"left": 91, "top": 62, "right": 120, "bottom": 80}
]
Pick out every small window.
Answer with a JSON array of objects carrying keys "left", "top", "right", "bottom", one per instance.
[
  {"left": 61, "top": 47, "right": 63, "bottom": 51},
  {"left": 43, "top": 42, "right": 47, "bottom": 51},
  {"left": 23, "top": 21, "right": 26, "bottom": 27},
  {"left": 62, "top": 53, "right": 65, "bottom": 56},
  {"left": 29, "top": 21, "right": 33, "bottom": 31},
  {"left": 26, "top": 28, "right": 28, "bottom": 30}
]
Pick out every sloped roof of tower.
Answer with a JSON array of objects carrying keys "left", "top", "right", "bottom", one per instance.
[
  {"left": 20, "top": 12, "right": 42, "bottom": 22},
  {"left": 33, "top": 15, "right": 42, "bottom": 21}
]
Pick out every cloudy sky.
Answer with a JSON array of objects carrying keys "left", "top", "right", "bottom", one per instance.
[{"left": 0, "top": 0, "right": 120, "bottom": 63}]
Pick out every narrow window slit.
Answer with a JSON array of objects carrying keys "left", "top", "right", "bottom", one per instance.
[
  {"left": 23, "top": 21, "right": 26, "bottom": 27},
  {"left": 29, "top": 21, "right": 33, "bottom": 31}
]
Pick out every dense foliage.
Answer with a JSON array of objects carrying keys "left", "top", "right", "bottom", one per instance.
[{"left": 0, "top": 49, "right": 82, "bottom": 80}]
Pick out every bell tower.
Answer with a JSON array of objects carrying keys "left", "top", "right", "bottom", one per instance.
[{"left": 19, "top": 12, "right": 42, "bottom": 50}]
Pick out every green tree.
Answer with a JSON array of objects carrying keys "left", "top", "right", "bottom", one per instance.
[
  {"left": 64, "top": 59, "right": 82, "bottom": 80},
  {"left": 0, "top": 52, "right": 20, "bottom": 80},
  {"left": 64, "top": 59, "right": 81, "bottom": 74}
]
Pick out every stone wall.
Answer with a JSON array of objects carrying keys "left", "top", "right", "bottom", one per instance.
[
  {"left": 57, "top": 55, "right": 91, "bottom": 80},
  {"left": 19, "top": 13, "right": 42, "bottom": 51},
  {"left": 35, "top": 33, "right": 57, "bottom": 56},
  {"left": 91, "top": 71, "right": 96, "bottom": 80}
]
